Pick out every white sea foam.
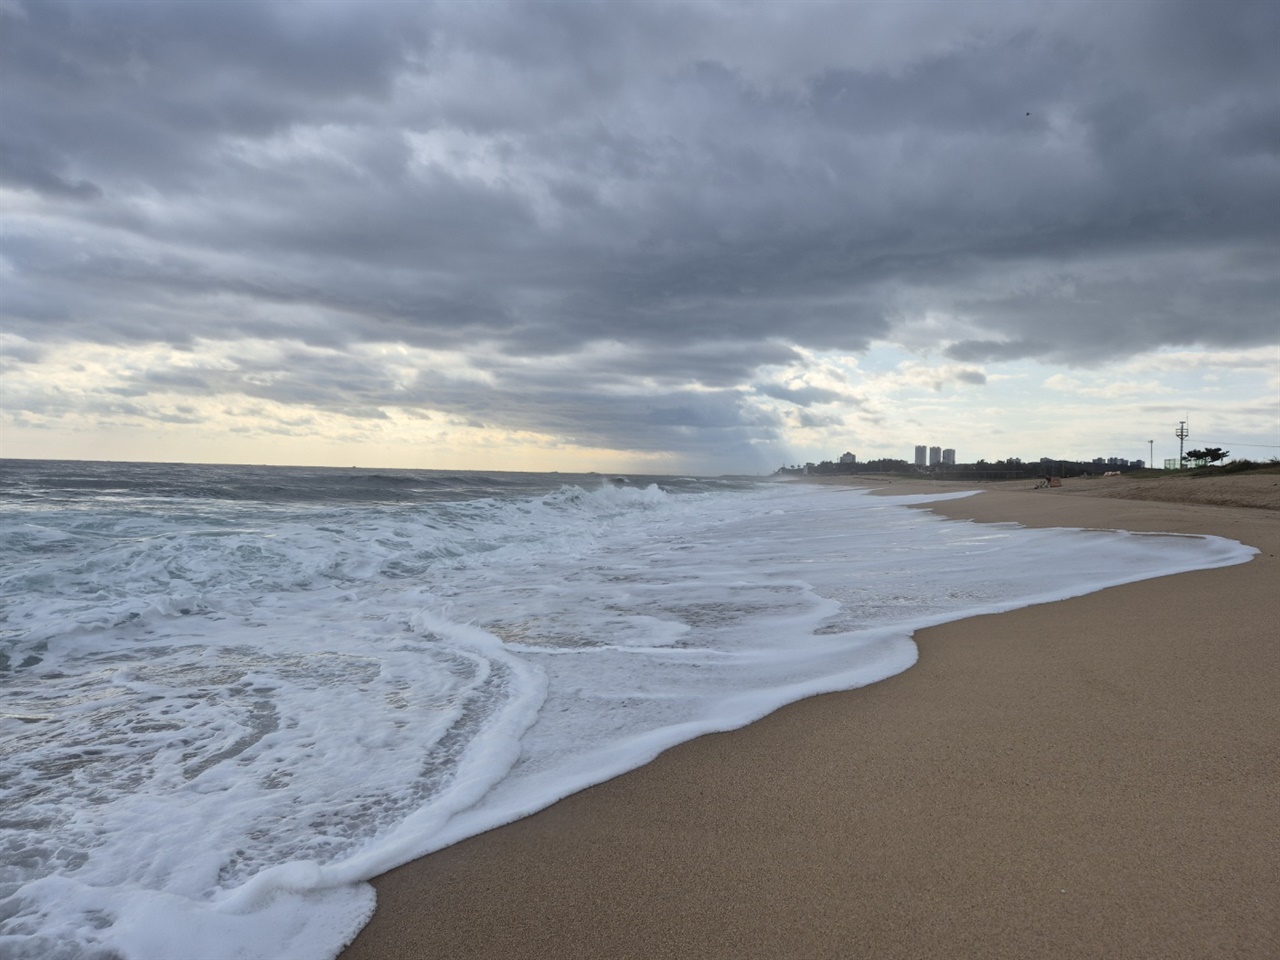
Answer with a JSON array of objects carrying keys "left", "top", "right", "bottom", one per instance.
[{"left": 0, "top": 472, "right": 1256, "bottom": 959}]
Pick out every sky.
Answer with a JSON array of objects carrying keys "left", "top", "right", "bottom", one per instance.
[{"left": 2, "top": 0, "right": 1277, "bottom": 475}]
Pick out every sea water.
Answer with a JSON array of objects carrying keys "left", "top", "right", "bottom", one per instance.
[{"left": 0, "top": 460, "right": 1256, "bottom": 959}]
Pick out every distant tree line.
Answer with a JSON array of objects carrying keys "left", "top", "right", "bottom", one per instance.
[
  {"left": 774, "top": 458, "right": 913, "bottom": 477},
  {"left": 774, "top": 457, "right": 1149, "bottom": 480},
  {"left": 777, "top": 451, "right": 1277, "bottom": 480},
  {"left": 1183, "top": 447, "right": 1228, "bottom": 466}
]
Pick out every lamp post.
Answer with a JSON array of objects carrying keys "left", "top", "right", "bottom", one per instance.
[{"left": 1149, "top": 439, "right": 1154, "bottom": 470}]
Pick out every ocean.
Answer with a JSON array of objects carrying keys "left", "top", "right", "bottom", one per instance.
[{"left": 0, "top": 460, "right": 1256, "bottom": 960}]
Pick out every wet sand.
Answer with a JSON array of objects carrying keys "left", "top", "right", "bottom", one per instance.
[{"left": 340, "top": 473, "right": 1279, "bottom": 960}]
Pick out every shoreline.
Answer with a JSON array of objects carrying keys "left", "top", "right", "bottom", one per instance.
[{"left": 340, "top": 474, "right": 1278, "bottom": 960}]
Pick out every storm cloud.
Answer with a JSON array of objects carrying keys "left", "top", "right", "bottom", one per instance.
[{"left": 2, "top": 0, "right": 1277, "bottom": 469}]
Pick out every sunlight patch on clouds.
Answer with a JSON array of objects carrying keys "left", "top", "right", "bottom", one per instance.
[
  {"left": 747, "top": 349, "right": 864, "bottom": 456},
  {"left": 226, "top": 124, "right": 373, "bottom": 178},
  {"left": 885, "top": 309, "right": 981, "bottom": 355},
  {"left": 0, "top": 335, "right": 720, "bottom": 471},
  {"left": 870, "top": 359, "right": 988, "bottom": 394},
  {"left": 1043, "top": 373, "right": 1173, "bottom": 400},
  {"left": 1125, "top": 346, "right": 1280, "bottom": 375},
  {"left": 406, "top": 129, "right": 520, "bottom": 189},
  {"left": 0, "top": 337, "right": 493, "bottom": 431},
  {"left": 749, "top": 346, "right": 1002, "bottom": 463},
  {"left": 404, "top": 128, "right": 570, "bottom": 226},
  {"left": 756, "top": 347, "right": 863, "bottom": 400}
]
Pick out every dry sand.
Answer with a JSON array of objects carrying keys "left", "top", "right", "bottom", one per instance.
[{"left": 340, "top": 472, "right": 1279, "bottom": 960}]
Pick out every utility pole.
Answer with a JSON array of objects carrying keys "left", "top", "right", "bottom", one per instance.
[
  {"left": 1148, "top": 439, "right": 1154, "bottom": 469},
  {"left": 1176, "top": 420, "right": 1189, "bottom": 468}
]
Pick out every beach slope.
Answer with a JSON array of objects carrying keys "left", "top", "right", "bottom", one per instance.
[{"left": 340, "top": 474, "right": 1279, "bottom": 960}]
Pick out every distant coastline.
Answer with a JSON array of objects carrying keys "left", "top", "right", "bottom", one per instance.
[{"left": 798, "top": 465, "right": 1280, "bottom": 512}]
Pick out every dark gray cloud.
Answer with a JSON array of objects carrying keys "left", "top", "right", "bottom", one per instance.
[
  {"left": 2, "top": 0, "right": 1277, "bottom": 466},
  {"left": 944, "top": 340, "right": 1052, "bottom": 364},
  {"left": 754, "top": 383, "right": 848, "bottom": 408}
]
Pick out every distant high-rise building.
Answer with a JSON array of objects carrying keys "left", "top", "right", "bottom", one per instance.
[
  {"left": 929, "top": 446, "right": 942, "bottom": 466},
  {"left": 942, "top": 448, "right": 956, "bottom": 465},
  {"left": 914, "top": 445, "right": 927, "bottom": 467},
  {"left": 840, "top": 451, "right": 856, "bottom": 464}
]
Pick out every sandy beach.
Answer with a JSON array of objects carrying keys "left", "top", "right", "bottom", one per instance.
[{"left": 340, "top": 472, "right": 1279, "bottom": 960}]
